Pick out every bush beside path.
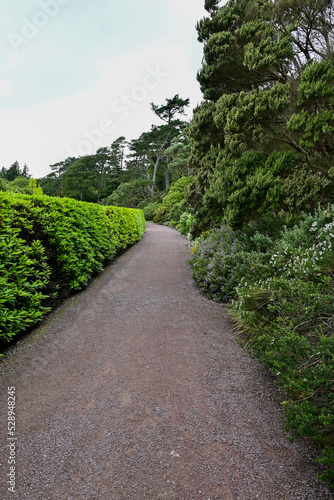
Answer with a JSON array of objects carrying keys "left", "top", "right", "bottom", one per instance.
[{"left": 0, "top": 192, "right": 145, "bottom": 345}]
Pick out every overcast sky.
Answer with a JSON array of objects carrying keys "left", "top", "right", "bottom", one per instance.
[{"left": 0, "top": 0, "right": 207, "bottom": 178}]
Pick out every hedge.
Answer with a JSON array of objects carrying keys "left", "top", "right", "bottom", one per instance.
[{"left": 0, "top": 192, "right": 145, "bottom": 344}]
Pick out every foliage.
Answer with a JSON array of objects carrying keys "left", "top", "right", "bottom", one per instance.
[
  {"left": 0, "top": 199, "right": 51, "bottom": 342},
  {"left": 41, "top": 137, "right": 127, "bottom": 202},
  {"left": 230, "top": 207, "right": 334, "bottom": 487},
  {"left": 286, "top": 59, "right": 334, "bottom": 176},
  {"left": 189, "top": 207, "right": 334, "bottom": 486},
  {"left": 35, "top": 95, "right": 191, "bottom": 208},
  {"left": 104, "top": 178, "right": 150, "bottom": 208},
  {"left": 126, "top": 95, "right": 190, "bottom": 198},
  {"left": 0, "top": 192, "right": 145, "bottom": 344},
  {"left": 161, "top": 176, "right": 193, "bottom": 206},
  {"left": 0, "top": 178, "right": 8, "bottom": 191},
  {"left": 152, "top": 176, "right": 193, "bottom": 224},
  {"left": 105, "top": 205, "right": 145, "bottom": 250},
  {"left": 189, "top": 224, "right": 271, "bottom": 301},
  {"left": 0, "top": 177, "right": 43, "bottom": 196},
  {"left": 1, "top": 162, "right": 29, "bottom": 182},
  {"left": 187, "top": 0, "right": 334, "bottom": 235},
  {"left": 28, "top": 178, "right": 43, "bottom": 196},
  {"left": 143, "top": 202, "right": 161, "bottom": 221},
  {"left": 163, "top": 132, "right": 191, "bottom": 179},
  {"left": 61, "top": 159, "right": 97, "bottom": 201},
  {"left": 233, "top": 274, "right": 334, "bottom": 488},
  {"left": 6, "top": 177, "right": 33, "bottom": 194},
  {"left": 176, "top": 212, "right": 196, "bottom": 238}
]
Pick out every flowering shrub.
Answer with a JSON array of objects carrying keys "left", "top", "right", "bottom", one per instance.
[
  {"left": 176, "top": 212, "right": 195, "bottom": 238},
  {"left": 231, "top": 206, "right": 334, "bottom": 487},
  {"left": 189, "top": 208, "right": 334, "bottom": 486},
  {"left": 189, "top": 224, "right": 272, "bottom": 302}
]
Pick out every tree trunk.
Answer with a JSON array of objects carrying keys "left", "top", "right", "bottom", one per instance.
[{"left": 165, "top": 170, "right": 170, "bottom": 190}]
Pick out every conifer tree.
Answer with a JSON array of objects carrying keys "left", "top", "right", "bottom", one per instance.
[{"left": 187, "top": 0, "right": 334, "bottom": 234}]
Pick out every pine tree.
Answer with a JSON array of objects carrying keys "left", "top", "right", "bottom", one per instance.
[{"left": 187, "top": 0, "right": 334, "bottom": 233}]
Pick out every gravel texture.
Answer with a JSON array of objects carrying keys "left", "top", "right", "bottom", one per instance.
[{"left": 0, "top": 222, "right": 332, "bottom": 499}]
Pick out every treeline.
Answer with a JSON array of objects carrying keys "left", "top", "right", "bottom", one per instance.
[
  {"left": 2, "top": 1, "right": 333, "bottom": 227},
  {"left": 0, "top": 96, "right": 190, "bottom": 208},
  {"left": 24, "top": 95, "right": 190, "bottom": 207},
  {"left": 0, "top": 161, "right": 46, "bottom": 198}
]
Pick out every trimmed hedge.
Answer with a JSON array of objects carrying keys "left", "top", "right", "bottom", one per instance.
[{"left": 0, "top": 192, "right": 145, "bottom": 343}]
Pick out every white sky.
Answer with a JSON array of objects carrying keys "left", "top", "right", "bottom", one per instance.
[{"left": 0, "top": 0, "right": 207, "bottom": 178}]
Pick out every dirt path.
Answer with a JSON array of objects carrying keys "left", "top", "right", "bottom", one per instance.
[{"left": 0, "top": 222, "right": 332, "bottom": 499}]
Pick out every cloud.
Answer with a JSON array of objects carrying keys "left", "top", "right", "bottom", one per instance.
[{"left": 0, "top": 79, "right": 12, "bottom": 96}]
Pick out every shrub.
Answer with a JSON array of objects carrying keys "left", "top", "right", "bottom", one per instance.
[
  {"left": 170, "top": 202, "right": 187, "bottom": 222},
  {"left": 189, "top": 207, "right": 334, "bottom": 486},
  {"left": 231, "top": 206, "right": 334, "bottom": 487},
  {"left": 152, "top": 204, "right": 167, "bottom": 224},
  {"left": 162, "top": 176, "right": 193, "bottom": 207},
  {"left": 176, "top": 212, "right": 195, "bottom": 237},
  {"left": 152, "top": 177, "right": 193, "bottom": 224},
  {"left": 189, "top": 224, "right": 272, "bottom": 301},
  {"left": 0, "top": 178, "right": 8, "bottom": 191},
  {"left": 0, "top": 192, "right": 145, "bottom": 344},
  {"left": 143, "top": 202, "right": 161, "bottom": 221},
  {"left": 0, "top": 201, "right": 51, "bottom": 342},
  {"left": 104, "top": 178, "right": 149, "bottom": 208}
]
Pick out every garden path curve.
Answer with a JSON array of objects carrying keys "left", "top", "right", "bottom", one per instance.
[{"left": 0, "top": 222, "right": 332, "bottom": 499}]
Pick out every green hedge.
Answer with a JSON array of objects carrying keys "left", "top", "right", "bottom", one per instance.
[{"left": 0, "top": 192, "right": 145, "bottom": 343}]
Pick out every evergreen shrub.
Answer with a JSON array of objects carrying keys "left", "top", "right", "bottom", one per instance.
[
  {"left": 189, "top": 224, "right": 272, "bottom": 301},
  {"left": 0, "top": 192, "right": 145, "bottom": 344}
]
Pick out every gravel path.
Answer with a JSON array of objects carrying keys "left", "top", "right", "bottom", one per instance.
[{"left": 0, "top": 222, "right": 332, "bottom": 499}]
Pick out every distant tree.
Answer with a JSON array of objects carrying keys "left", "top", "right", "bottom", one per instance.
[
  {"left": 47, "top": 157, "right": 77, "bottom": 197},
  {"left": 151, "top": 95, "right": 190, "bottom": 190},
  {"left": 126, "top": 95, "right": 190, "bottom": 198},
  {"left": 92, "top": 147, "right": 111, "bottom": 203},
  {"left": 49, "top": 157, "right": 76, "bottom": 178},
  {"left": 36, "top": 99, "right": 189, "bottom": 206},
  {"left": 62, "top": 160, "right": 97, "bottom": 201},
  {"left": 126, "top": 134, "right": 153, "bottom": 185},
  {"left": 22, "top": 164, "right": 29, "bottom": 177},
  {"left": 164, "top": 131, "right": 191, "bottom": 180},
  {"left": 4, "top": 161, "right": 21, "bottom": 181},
  {"left": 110, "top": 136, "right": 127, "bottom": 176},
  {"left": 104, "top": 178, "right": 149, "bottom": 208},
  {"left": 151, "top": 94, "right": 189, "bottom": 124},
  {"left": 38, "top": 176, "right": 60, "bottom": 197}
]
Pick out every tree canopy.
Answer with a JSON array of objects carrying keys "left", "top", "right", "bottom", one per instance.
[{"left": 187, "top": 0, "right": 334, "bottom": 235}]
